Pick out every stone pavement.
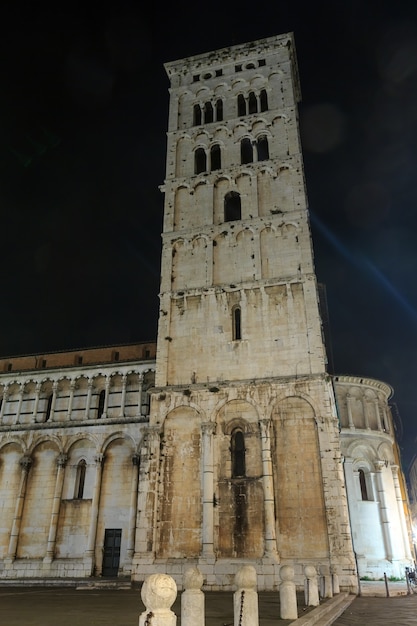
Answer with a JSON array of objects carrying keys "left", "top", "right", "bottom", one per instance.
[{"left": 330, "top": 594, "right": 417, "bottom": 626}]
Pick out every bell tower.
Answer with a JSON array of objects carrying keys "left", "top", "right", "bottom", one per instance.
[
  {"left": 157, "top": 33, "right": 326, "bottom": 386},
  {"left": 141, "top": 33, "right": 356, "bottom": 592}
]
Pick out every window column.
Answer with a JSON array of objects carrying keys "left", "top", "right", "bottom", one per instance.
[
  {"left": 126, "top": 454, "right": 140, "bottom": 562},
  {"left": 85, "top": 453, "right": 104, "bottom": 573},
  {"left": 13, "top": 385, "right": 25, "bottom": 425},
  {"left": 119, "top": 374, "right": 127, "bottom": 417},
  {"left": 101, "top": 378, "right": 110, "bottom": 419},
  {"left": 67, "top": 381, "right": 76, "bottom": 421},
  {"left": 84, "top": 380, "right": 93, "bottom": 419},
  {"left": 0, "top": 385, "right": 8, "bottom": 421},
  {"left": 44, "top": 454, "right": 67, "bottom": 565},
  {"left": 346, "top": 394, "right": 354, "bottom": 428},
  {"left": 201, "top": 422, "right": 216, "bottom": 557},
  {"left": 136, "top": 374, "right": 143, "bottom": 416},
  {"left": 6, "top": 455, "right": 32, "bottom": 563},
  {"left": 32, "top": 383, "right": 41, "bottom": 422},
  {"left": 259, "top": 419, "right": 278, "bottom": 558},
  {"left": 49, "top": 381, "right": 58, "bottom": 421}
]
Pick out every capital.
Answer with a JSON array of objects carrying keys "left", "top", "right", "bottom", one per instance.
[
  {"left": 19, "top": 455, "right": 33, "bottom": 471},
  {"left": 201, "top": 421, "right": 216, "bottom": 436},
  {"left": 57, "top": 453, "right": 68, "bottom": 468}
]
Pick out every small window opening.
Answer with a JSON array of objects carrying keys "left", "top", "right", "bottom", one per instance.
[
  {"left": 41, "top": 359, "right": 47, "bottom": 368},
  {"left": 215, "top": 99, "right": 223, "bottom": 121},
  {"left": 76, "top": 355, "right": 83, "bottom": 365},
  {"left": 215, "top": 69, "right": 223, "bottom": 77},
  {"left": 97, "top": 389, "right": 105, "bottom": 419},
  {"left": 246, "top": 62, "right": 256, "bottom": 70},
  {"left": 204, "top": 101, "right": 213, "bottom": 123},
  {"left": 235, "top": 64, "right": 242, "bottom": 72},
  {"left": 237, "top": 94, "right": 246, "bottom": 117},
  {"left": 193, "top": 74, "right": 200, "bottom": 83},
  {"left": 144, "top": 349, "right": 150, "bottom": 359},
  {"left": 210, "top": 144, "right": 221, "bottom": 171},
  {"left": 45, "top": 393, "right": 53, "bottom": 422},
  {"left": 240, "top": 137, "right": 253, "bottom": 164},
  {"left": 112, "top": 350, "right": 119, "bottom": 362},
  {"left": 75, "top": 460, "right": 87, "bottom": 499},
  {"left": 260, "top": 89, "right": 268, "bottom": 112},
  {"left": 195, "top": 147, "right": 207, "bottom": 174},
  {"left": 224, "top": 191, "right": 241, "bottom": 222},
  {"left": 248, "top": 91, "right": 257, "bottom": 114},
  {"left": 232, "top": 429, "right": 246, "bottom": 477},
  {"left": 359, "top": 469, "right": 369, "bottom": 501},
  {"left": 259, "top": 59, "right": 266, "bottom": 67},
  {"left": 233, "top": 306, "right": 242, "bottom": 341},
  {"left": 193, "top": 104, "right": 202, "bottom": 126},
  {"left": 257, "top": 135, "right": 269, "bottom": 161},
  {"left": 7, "top": 363, "right": 12, "bottom": 372}
]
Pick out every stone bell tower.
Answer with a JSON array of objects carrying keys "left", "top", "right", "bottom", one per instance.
[{"left": 136, "top": 33, "right": 356, "bottom": 591}]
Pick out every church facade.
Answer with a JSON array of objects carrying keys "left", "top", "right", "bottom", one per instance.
[{"left": 0, "top": 33, "right": 412, "bottom": 589}]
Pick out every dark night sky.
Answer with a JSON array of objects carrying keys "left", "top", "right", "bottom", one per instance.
[{"left": 1, "top": 2, "right": 417, "bottom": 466}]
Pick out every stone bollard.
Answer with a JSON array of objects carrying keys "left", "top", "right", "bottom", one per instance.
[
  {"left": 330, "top": 565, "right": 340, "bottom": 595},
  {"left": 139, "top": 573, "right": 177, "bottom": 626},
  {"left": 319, "top": 564, "right": 333, "bottom": 599},
  {"left": 233, "top": 565, "right": 259, "bottom": 626},
  {"left": 181, "top": 567, "right": 204, "bottom": 626},
  {"left": 279, "top": 565, "right": 298, "bottom": 620},
  {"left": 304, "top": 565, "right": 320, "bottom": 607}
]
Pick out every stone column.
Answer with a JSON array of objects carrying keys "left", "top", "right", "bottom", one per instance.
[
  {"left": 201, "top": 421, "right": 215, "bottom": 557},
  {"left": 126, "top": 454, "right": 140, "bottom": 562},
  {"left": 0, "top": 385, "right": 8, "bottom": 422},
  {"left": 32, "top": 383, "right": 41, "bottom": 422},
  {"left": 85, "top": 453, "right": 104, "bottom": 573},
  {"left": 137, "top": 373, "right": 143, "bottom": 416},
  {"left": 374, "top": 460, "right": 393, "bottom": 560},
  {"left": 101, "top": 378, "right": 111, "bottom": 419},
  {"left": 134, "top": 426, "right": 160, "bottom": 558},
  {"left": 234, "top": 565, "right": 259, "bottom": 626},
  {"left": 259, "top": 419, "right": 278, "bottom": 558},
  {"left": 374, "top": 400, "right": 383, "bottom": 431},
  {"left": 67, "top": 381, "right": 76, "bottom": 421},
  {"left": 346, "top": 395, "right": 354, "bottom": 428},
  {"left": 44, "top": 454, "right": 67, "bottom": 565},
  {"left": 6, "top": 455, "right": 32, "bottom": 562},
  {"left": 49, "top": 381, "right": 58, "bottom": 421},
  {"left": 139, "top": 574, "right": 177, "bottom": 626},
  {"left": 84, "top": 380, "right": 93, "bottom": 419},
  {"left": 391, "top": 465, "right": 413, "bottom": 559},
  {"left": 181, "top": 567, "right": 204, "bottom": 626},
  {"left": 13, "top": 386, "right": 25, "bottom": 425},
  {"left": 119, "top": 374, "right": 127, "bottom": 418},
  {"left": 279, "top": 565, "right": 297, "bottom": 620}
]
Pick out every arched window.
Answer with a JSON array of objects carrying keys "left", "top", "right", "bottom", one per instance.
[
  {"left": 193, "top": 104, "right": 202, "bottom": 126},
  {"left": 195, "top": 148, "right": 207, "bottom": 174},
  {"left": 257, "top": 135, "right": 269, "bottom": 161},
  {"left": 248, "top": 91, "right": 257, "bottom": 114},
  {"left": 232, "top": 306, "right": 242, "bottom": 341},
  {"left": 224, "top": 191, "right": 241, "bottom": 222},
  {"left": 231, "top": 429, "right": 246, "bottom": 477},
  {"left": 204, "top": 101, "right": 213, "bottom": 123},
  {"left": 237, "top": 94, "right": 246, "bottom": 117},
  {"left": 260, "top": 89, "right": 268, "bottom": 112},
  {"left": 74, "top": 460, "right": 87, "bottom": 499},
  {"left": 359, "top": 469, "right": 369, "bottom": 501},
  {"left": 210, "top": 144, "right": 221, "bottom": 171},
  {"left": 45, "top": 393, "right": 53, "bottom": 422},
  {"left": 97, "top": 389, "right": 105, "bottom": 419},
  {"left": 216, "top": 99, "right": 223, "bottom": 121},
  {"left": 240, "top": 138, "right": 253, "bottom": 164}
]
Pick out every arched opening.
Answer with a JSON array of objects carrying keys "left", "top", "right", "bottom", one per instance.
[
  {"left": 97, "top": 389, "right": 105, "bottom": 419},
  {"left": 74, "top": 459, "right": 87, "bottom": 499},
  {"left": 359, "top": 469, "right": 369, "bottom": 501},
  {"left": 204, "top": 101, "right": 213, "bottom": 123},
  {"left": 237, "top": 94, "right": 246, "bottom": 117},
  {"left": 216, "top": 99, "right": 223, "bottom": 121},
  {"left": 45, "top": 393, "right": 53, "bottom": 422},
  {"left": 260, "top": 89, "right": 268, "bottom": 112},
  {"left": 231, "top": 429, "right": 246, "bottom": 477},
  {"left": 210, "top": 144, "right": 221, "bottom": 171},
  {"left": 224, "top": 191, "right": 241, "bottom": 222},
  {"left": 248, "top": 91, "right": 257, "bottom": 114},
  {"left": 232, "top": 306, "right": 242, "bottom": 341},
  {"left": 195, "top": 147, "right": 207, "bottom": 174},
  {"left": 240, "top": 137, "right": 253, "bottom": 164},
  {"left": 193, "top": 103, "right": 202, "bottom": 126},
  {"left": 257, "top": 135, "right": 269, "bottom": 161}
]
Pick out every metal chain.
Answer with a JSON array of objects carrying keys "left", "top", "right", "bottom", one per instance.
[
  {"left": 238, "top": 589, "right": 245, "bottom": 626},
  {"left": 144, "top": 611, "right": 153, "bottom": 626}
]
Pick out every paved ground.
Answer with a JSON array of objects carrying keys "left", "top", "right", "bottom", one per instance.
[{"left": 331, "top": 594, "right": 417, "bottom": 626}]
